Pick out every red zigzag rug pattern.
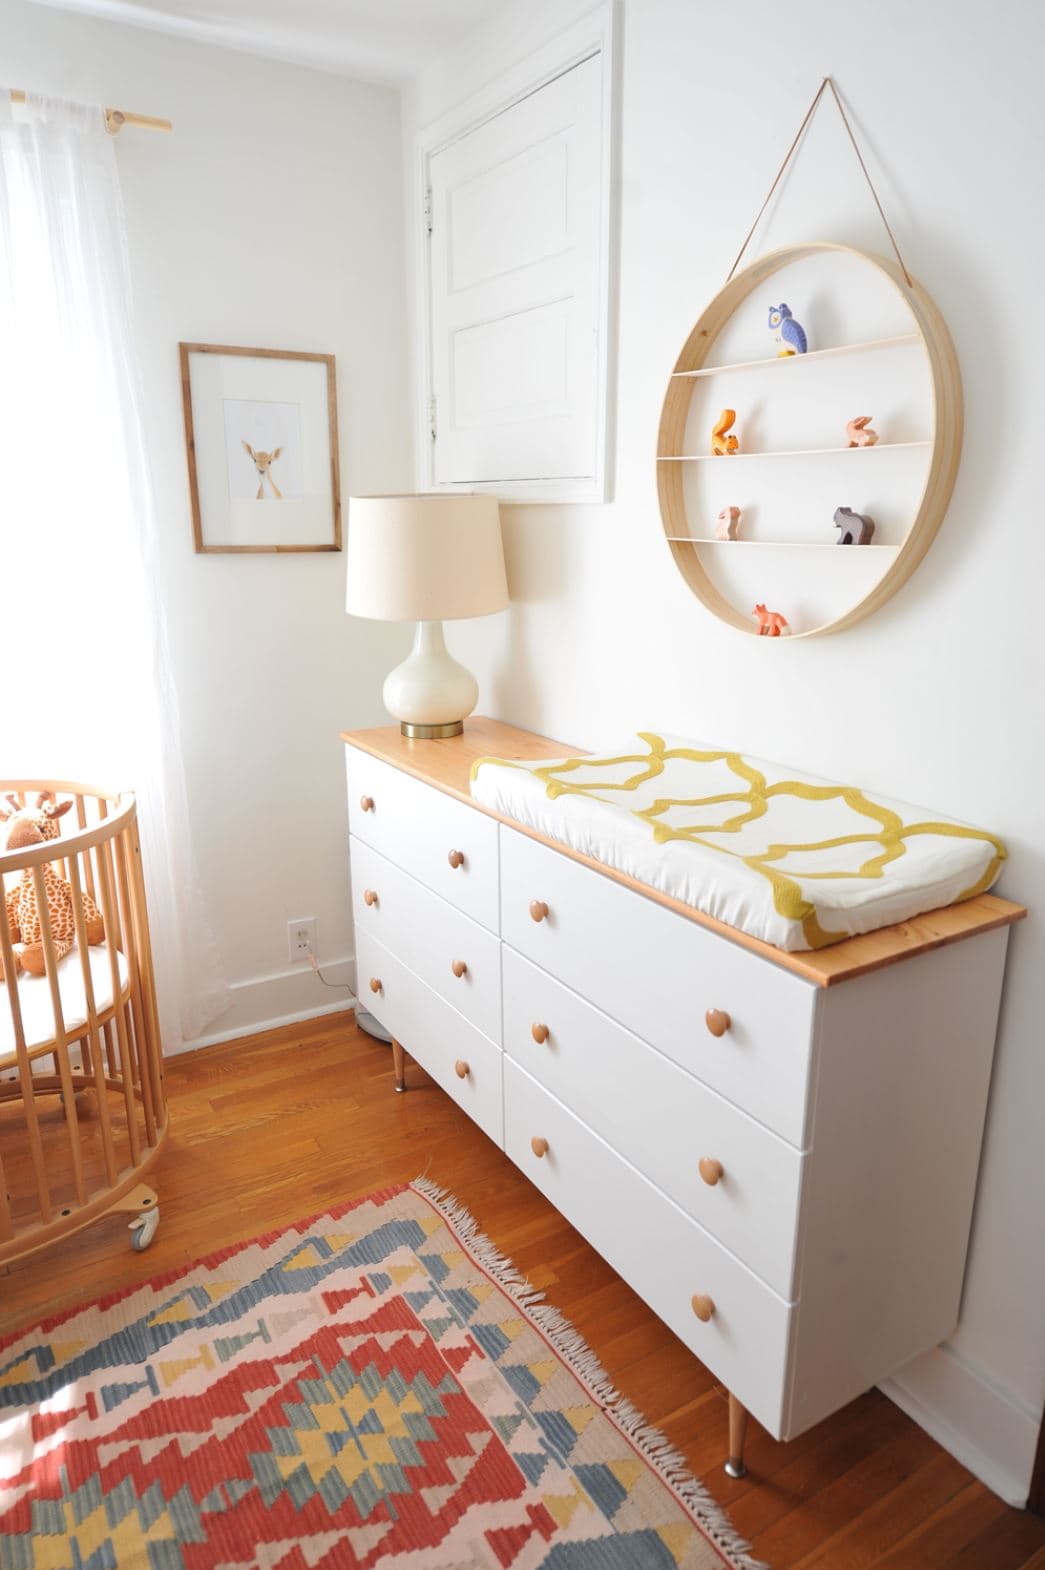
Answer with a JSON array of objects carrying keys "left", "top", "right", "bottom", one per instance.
[{"left": 0, "top": 1179, "right": 761, "bottom": 1569}]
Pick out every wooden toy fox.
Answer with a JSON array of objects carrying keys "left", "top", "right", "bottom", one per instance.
[
  {"left": 753, "top": 603, "right": 789, "bottom": 636},
  {"left": 712, "top": 409, "right": 739, "bottom": 455}
]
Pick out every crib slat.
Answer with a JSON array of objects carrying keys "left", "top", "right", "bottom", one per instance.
[
  {"left": 94, "top": 835, "right": 141, "bottom": 1169},
  {"left": 0, "top": 890, "right": 53, "bottom": 1225},
  {"left": 114, "top": 829, "right": 156, "bottom": 1146},
  {"left": 68, "top": 855, "right": 118, "bottom": 1188},
  {"left": 31, "top": 864, "right": 87, "bottom": 1210},
  {"left": 75, "top": 794, "right": 98, "bottom": 903},
  {"left": 129, "top": 817, "right": 165, "bottom": 1115}
]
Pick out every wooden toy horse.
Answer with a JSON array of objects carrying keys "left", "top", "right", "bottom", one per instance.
[{"left": 753, "top": 603, "right": 789, "bottom": 636}]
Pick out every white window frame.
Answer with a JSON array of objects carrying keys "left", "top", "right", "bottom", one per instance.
[{"left": 413, "top": 2, "right": 618, "bottom": 504}]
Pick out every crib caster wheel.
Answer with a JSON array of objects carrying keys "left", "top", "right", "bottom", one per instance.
[
  {"left": 130, "top": 1205, "right": 160, "bottom": 1251},
  {"left": 115, "top": 1184, "right": 160, "bottom": 1251}
]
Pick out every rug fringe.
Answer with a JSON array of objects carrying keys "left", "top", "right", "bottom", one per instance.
[{"left": 411, "top": 1176, "right": 767, "bottom": 1570}]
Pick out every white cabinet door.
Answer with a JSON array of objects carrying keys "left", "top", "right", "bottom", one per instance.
[{"left": 428, "top": 54, "right": 603, "bottom": 488}]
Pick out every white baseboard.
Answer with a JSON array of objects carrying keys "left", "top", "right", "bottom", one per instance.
[
  {"left": 880, "top": 1344, "right": 1040, "bottom": 1506},
  {"left": 168, "top": 954, "right": 356, "bottom": 1056}
]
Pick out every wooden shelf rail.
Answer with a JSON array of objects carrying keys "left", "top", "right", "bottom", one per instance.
[
  {"left": 671, "top": 333, "right": 922, "bottom": 379},
  {"left": 665, "top": 538, "right": 901, "bottom": 551},
  {"left": 658, "top": 440, "right": 929, "bottom": 463}
]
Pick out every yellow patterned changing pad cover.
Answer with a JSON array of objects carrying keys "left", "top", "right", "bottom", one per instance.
[{"left": 470, "top": 732, "right": 1006, "bottom": 951}]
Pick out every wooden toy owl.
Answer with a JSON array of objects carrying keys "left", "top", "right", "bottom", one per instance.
[{"left": 768, "top": 303, "right": 808, "bottom": 356}]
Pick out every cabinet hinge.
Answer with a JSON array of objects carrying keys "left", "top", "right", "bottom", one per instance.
[
  {"left": 428, "top": 395, "right": 437, "bottom": 441},
  {"left": 424, "top": 187, "right": 433, "bottom": 234}
]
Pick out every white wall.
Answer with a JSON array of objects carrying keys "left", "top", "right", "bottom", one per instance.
[
  {"left": 406, "top": 0, "right": 1045, "bottom": 1506},
  {"left": 4, "top": 0, "right": 413, "bottom": 1039}
]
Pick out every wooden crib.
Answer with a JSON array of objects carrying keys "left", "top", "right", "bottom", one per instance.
[{"left": 0, "top": 780, "right": 167, "bottom": 1264}]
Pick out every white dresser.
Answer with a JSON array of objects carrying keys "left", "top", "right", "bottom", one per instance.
[{"left": 343, "top": 718, "right": 1024, "bottom": 1475}]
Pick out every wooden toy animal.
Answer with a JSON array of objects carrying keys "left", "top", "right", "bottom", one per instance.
[
  {"left": 712, "top": 409, "right": 739, "bottom": 455},
  {"left": 242, "top": 441, "right": 284, "bottom": 500},
  {"left": 846, "top": 415, "right": 878, "bottom": 448},
  {"left": 716, "top": 506, "right": 742, "bottom": 540},
  {"left": 753, "top": 603, "right": 789, "bottom": 636},
  {"left": 834, "top": 505, "right": 876, "bottom": 545},
  {"left": 768, "top": 303, "right": 808, "bottom": 356},
  {"left": 1, "top": 816, "right": 104, "bottom": 980}
]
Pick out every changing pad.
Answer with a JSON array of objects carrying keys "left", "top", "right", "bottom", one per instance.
[{"left": 470, "top": 732, "right": 1006, "bottom": 951}]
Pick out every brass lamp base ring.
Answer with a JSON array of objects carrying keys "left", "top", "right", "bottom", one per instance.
[{"left": 400, "top": 720, "right": 464, "bottom": 739}]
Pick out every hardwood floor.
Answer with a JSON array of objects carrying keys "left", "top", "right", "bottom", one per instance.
[{"left": 2, "top": 1011, "right": 1043, "bottom": 1568}]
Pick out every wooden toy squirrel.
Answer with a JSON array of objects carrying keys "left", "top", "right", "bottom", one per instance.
[
  {"left": 1, "top": 797, "right": 104, "bottom": 979},
  {"left": 768, "top": 303, "right": 807, "bottom": 356},
  {"left": 712, "top": 409, "right": 739, "bottom": 455},
  {"left": 753, "top": 603, "right": 789, "bottom": 636},
  {"left": 716, "top": 506, "right": 742, "bottom": 540},
  {"left": 834, "top": 505, "right": 876, "bottom": 544},
  {"left": 846, "top": 415, "right": 878, "bottom": 448}
]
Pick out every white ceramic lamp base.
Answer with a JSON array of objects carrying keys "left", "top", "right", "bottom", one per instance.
[{"left": 383, "top": 620, "right": 479, "bottom": 738}]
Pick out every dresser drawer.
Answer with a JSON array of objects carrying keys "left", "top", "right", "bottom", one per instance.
[
  {"left": 504, "top": 1058, "right": 792, "bottom": 1434},
  {"left": 357, "top": 929, "right": 503, "bottom": 1147},
  {"left": 503, "top": 947, "right": 804, "bottom": 1298},
  {"left": 351, "top": 837, "right": 501, "bottom": 1045},
  {"left": 500, "top": 827, "right": 817, "bottom": 1147},
  {"left": 346, "top": 745, "right": 499, "bottom": 931}
]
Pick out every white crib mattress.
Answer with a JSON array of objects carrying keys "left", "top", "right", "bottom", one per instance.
[
  {"left": 0, "top": 944, "right": 129, "bottom": 1063},
  {"left": 470, "top": 731, "right": 1006, "bottom": 951}
]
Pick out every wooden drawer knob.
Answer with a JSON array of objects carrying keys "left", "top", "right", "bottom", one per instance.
[
  {"left": 448, "top": 848, "right": 465, "bottom": 869},
  {"left": 705, "top": 1008, "right": 731, "bottom": 1038},
  {"left": 529, "top": 900, "right": 549, "bottom": 923},
  {"left": 531, "top": 1022, "right": 550, "bottom": 1044},
  {"left": 530, "top": 1136, "right": 549, "bottom": 1159},
  {"left": 451, "top": 959, "right": 468, "bottom": 978},
  {"left": 691, "top": 1293, "right": 716, "bottom": 1323},
  {"left": 454, "top": 1059, "right": 470, "bottom": 1079},
  {"left": 360, "top": 795, "right": 375, "bottom": 812},
  {"left": 369, "top": 977, "right": 383, "bottom": 995},
  {"left": 363, "top": 888, "right": 379, "bottom": 908},
  {"left": 699, "top": 1157, "right": 724, "bottom": 1186}
]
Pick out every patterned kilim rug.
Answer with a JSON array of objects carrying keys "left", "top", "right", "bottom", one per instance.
[{"left": 0, "top": 1181, "right": 761, "bottom": 1569}]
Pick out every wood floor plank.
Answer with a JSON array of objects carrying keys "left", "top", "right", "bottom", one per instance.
[{"left": 2, "top": 1014, "right": 1043, "bottom": 1570}]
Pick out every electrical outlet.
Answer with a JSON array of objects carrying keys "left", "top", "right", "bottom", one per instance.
[{"left": 288, "top": 917, "right": 316, "bottom": 963}]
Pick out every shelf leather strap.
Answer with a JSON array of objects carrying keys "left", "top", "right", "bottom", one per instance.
[{"left": 726, "top": 77, "right": 913, "bottom": 288}]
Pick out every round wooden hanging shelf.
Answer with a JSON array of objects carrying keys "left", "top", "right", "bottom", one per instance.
[{"left": 656, "top": 242, "right": 963, "bottom": 638}]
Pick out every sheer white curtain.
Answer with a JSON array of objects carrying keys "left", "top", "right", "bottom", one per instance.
[{"left": 0, "top": 90, "right": 227, "bottom": 1049}]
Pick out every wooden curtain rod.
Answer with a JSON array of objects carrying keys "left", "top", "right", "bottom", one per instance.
[{"left": 9, "top": 89, "right": 172, "bottom": 135}]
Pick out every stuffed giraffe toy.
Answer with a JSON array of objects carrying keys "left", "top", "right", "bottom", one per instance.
[{"left": 1, "top": 794, "right": 105, "bottom": 980}]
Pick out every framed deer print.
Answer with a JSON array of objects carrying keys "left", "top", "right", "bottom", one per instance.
[{"left": 179, "top": 344, "right": 341, "bottom": 553}]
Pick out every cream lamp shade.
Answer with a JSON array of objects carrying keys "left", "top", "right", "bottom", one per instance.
[{"left": 345, "top": 493, "right": 509, "bottom": 737}]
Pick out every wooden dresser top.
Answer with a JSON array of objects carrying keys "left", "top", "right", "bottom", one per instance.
[{"left": 342, "top": 716, "right": 1026, "bottom": 988}]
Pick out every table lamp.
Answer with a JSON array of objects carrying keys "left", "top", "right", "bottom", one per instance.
[{"left": 345, "top": 493, "right": 509, "bottom": 737}]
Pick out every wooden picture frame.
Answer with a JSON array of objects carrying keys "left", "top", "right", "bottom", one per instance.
[{"left": 179, "top": 343, "right": 342, "bottom": 554}]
